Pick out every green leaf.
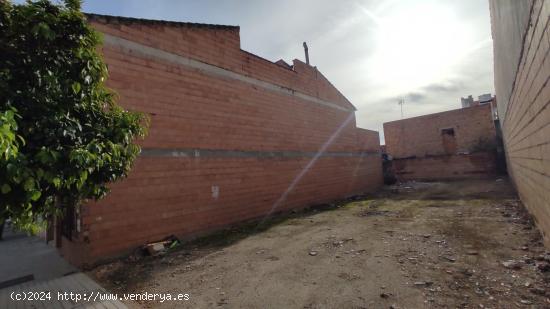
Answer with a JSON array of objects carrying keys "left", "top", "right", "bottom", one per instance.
[
  {"left": 23, "top": 178, "right": 35, "bottom": 191},
  {"left": 72, "top": 82, "right": 81, "bottom": 94},
  {"left": 52, "top": 177, "right": 61, "bottom": 188},
  {"left": 30, "top": 191, "right": 41, "bottom": 201},
  {"left": 1, "top": 184, "right": 11, "bottom": 194}
]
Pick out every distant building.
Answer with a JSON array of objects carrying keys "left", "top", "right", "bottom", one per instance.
[
  {"left": 461, "top": 93, "right": 498, "bottom": 120},
  {"left": 383, "top": 105, "right": 498, "bottom": 181}
]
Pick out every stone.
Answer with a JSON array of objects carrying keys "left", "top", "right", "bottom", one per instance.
[
  {"left": 501, "top": 260, "right": 522, "bottom": 269},
  {"left": 529, "top": 287, "right": 545, "bottom": 296},
  {"left": 414, "top": 281, "right": 433, "bottom": 286}
]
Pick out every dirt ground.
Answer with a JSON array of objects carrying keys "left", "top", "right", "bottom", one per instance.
[{"left": 90, "top": 178, "right": 550, "bottom": 308}]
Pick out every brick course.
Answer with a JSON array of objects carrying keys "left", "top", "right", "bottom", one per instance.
[
  {"left": 58, "top": 15, "right": 383, "bottom": 265},
  {"left": 490, "top": 0, "right": 550, "bottom": 246}
]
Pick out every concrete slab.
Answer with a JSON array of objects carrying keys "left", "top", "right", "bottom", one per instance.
[
  {"left": 0, "top": 227, "right": 76, "bottom": 284},
  {"left": 0, "top": 226, "right": 126, "bottom": 308}
]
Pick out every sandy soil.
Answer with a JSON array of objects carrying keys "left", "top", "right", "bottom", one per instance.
[{"left": 90, "top": 178, "right": 550, "bottom": 308}]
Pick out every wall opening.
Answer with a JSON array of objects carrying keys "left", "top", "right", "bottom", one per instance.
[{"left": 441, "top": 128, "right": 457, "bottom": 154}]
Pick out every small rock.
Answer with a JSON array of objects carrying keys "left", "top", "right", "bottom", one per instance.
[
  {"left": 414, "top": 281, "right": 433, "bottom": 286},
  {"left": 309, "top": 251, "right": 318, "bottom": 256},
  {"left": 529, "top": 287, "right": 546, "bottom": 296},
  {"left": 466, "top": 250, "right": 479, "bottom": 255},
  {"left": 524, "top": 257, "right": 535, "bottom": 264},
  {"left": 502, "top": 260, "right": 522, "bottom": 270},
  {"left": 380, "top": 292, "right": 391, "bottom": 299},
  {"left": 442, "top": 256, "right": 456, "bottom": 262},
  {"left": 519, "top": 299, "right": 532, "bottom": 305}
]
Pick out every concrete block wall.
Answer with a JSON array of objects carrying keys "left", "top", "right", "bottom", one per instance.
[
  {"left": 490, "top": 0, "right": 550, "bottom": 246},
  {"left": 58, "top": 15, "right": 383, "bottom": 265},
  {"left": 383, "top": 105, "right": 497, "bottom": 159}
]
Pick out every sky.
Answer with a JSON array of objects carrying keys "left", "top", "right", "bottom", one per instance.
[{"left": 26, "top": 0, "right": 496, "bottom": 143}]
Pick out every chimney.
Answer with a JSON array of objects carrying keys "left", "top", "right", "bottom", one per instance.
[{"left": 303, "top": 42, "right": 309, "bottom": 65}]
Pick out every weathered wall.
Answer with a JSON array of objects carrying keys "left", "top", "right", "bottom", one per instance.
[
  {"left": 59, "top": 15, "right": 383, "bottom": 265},
  {"left": 392, "top": 152, "right": 497, "bottom": 181},
  {"left": 384, "top": 105, "right": 497, "bottom": 158},
  {"left": 490, "top": 0, "right": 550, "bottom": 246},
  {"left": 383, "top": 105, "right": 497, "bottom": 181}
]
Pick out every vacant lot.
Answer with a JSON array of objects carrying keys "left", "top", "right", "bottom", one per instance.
[{"left": 91, "top": 178, "right": 550, "bottom": 308}]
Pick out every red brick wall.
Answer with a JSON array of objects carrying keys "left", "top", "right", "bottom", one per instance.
[
  {"left": 490, "top": 0, "right": 550, "bottom": 246},
  {"left": 58, "top": 16, "right": 383, "bottom": 265},
  {"left": 392, "top": 153, "right": 497, "bottom": 181},
  {"left": 357, "top": 129, "right": 381, "bottom": 153},
  {"left": 383, "top": 105, "right": 497, "bottom": 159}
]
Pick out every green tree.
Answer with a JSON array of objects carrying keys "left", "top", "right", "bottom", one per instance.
[{"left": 0, "top": 0, "right": 148, "bottom": 235}]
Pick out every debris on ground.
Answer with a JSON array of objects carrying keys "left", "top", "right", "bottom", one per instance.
[
  {"left": 143, "top": 236, "right": 180, "bottom": 256},
  {"left": 90, "top": 179, "right": 550, "bottom": 308}
]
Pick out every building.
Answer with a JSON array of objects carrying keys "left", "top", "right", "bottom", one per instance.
[
  {"left": 56, "top": 14, "right": 384, "bottom": 266},
  {"left": 383, "top": 104, "right": 498, "bottom": 181},
  {"left": 489, "top": 0, "right": 550, "bottom": 247},
  {"left": 461, "top": 94, "right": 499, "bottom": 120}
]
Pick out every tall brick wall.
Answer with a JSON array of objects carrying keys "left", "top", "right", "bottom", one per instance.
[
  {"left": 490, "top": 0, "right": 550, "bottom": 246},
  {"left": 58, "top": 15, "right": 383, "bottom": 265},
  {"left": 383, "top": 105, "right": 497, "bottom": 181}
]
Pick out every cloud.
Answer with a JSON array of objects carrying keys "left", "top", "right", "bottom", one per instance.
[
  {"left": 407, "top": 92, "right": 426, "bottom": 103},
  {"left": 423, "top": 81, "right": 463, "bottom": 93}
]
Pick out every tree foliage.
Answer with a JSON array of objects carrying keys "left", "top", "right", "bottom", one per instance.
[{"left": 0, "top": 0, "right": 148, "bottom": 232}]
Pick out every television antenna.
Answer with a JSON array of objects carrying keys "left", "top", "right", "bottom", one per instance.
[{"left": 398, "top": 97, "right": 405, "bottom": 119}]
